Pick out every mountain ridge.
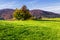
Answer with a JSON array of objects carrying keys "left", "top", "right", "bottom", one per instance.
[{"left": 0, "top": 9, "right": 60, "bottom": 20}]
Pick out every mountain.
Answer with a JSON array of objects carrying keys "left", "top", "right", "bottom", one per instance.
[
  {"left": 30, "top": 9, "right": 60, "bottom": 18},
  {"left": 0, "top": 9, "right": 60, "bottom": 20},
  {"left": 0, "top": 9, "right": 14, "bottom": 20}
]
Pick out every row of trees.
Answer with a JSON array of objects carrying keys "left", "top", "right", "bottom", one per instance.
[{"left": 13, "top": 5, "right": 32, "bottom": 20}]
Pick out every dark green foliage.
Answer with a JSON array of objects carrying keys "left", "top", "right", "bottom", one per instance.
[
  {"left": 13, "top": 5, "right": 32, "bottom": 20},
  {"left": 13, "top": 8, "right": 20, "bottom": 20}
]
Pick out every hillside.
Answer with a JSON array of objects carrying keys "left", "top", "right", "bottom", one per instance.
[
  {"left": 30, "top": 10, "right": 60, "bottom": 18},
  {"left": 0, "top": 9, "right": 14, "bottom": 20},
  {"left": 0, "top": 9, "right": 60, "bottom": 20}
]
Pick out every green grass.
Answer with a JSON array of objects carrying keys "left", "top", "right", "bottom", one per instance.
[{"left": 0, "top": 19, "right": 60, "bottom": 40}]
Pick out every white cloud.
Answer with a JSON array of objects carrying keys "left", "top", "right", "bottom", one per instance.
[
  {"left": 0, "top": 0, "right": 60, "bottom": 13},
  {"left": 40, "top": 6, "right": 60, "bottom": 13},
  {"left": 0, "top": 1, "right": 17, "bottom": 9},
  {"left": 28, "top": 1, "right": 60, "bottom": 13}
]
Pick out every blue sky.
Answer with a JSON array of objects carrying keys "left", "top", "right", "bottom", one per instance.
[{"left": 0, "top": 0, "right": 60, "bottom": 13}]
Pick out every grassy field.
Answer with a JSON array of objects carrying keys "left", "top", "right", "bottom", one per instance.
[{"left": 0, "top": 18, "right": 60, "bottom": 40}]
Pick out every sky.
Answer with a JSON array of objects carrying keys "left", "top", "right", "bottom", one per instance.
[{"left": 0, "top": 0, "right": 60, "bottom": 13}]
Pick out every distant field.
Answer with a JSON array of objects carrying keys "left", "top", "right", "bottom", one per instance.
[
  {"left": 0, "top": 18, "right": 60, "bottom": 40},
  {"left": 42, "top": 18, "right": 60, "bottom": 21}
]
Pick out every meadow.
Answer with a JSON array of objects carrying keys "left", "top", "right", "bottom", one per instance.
[{"left": 0, "top": 18, "right": 60, "bottom": 40}]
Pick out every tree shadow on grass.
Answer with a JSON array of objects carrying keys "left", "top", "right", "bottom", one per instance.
[{"left": 34, "top": 20, "right": 60, "bottom": 22}]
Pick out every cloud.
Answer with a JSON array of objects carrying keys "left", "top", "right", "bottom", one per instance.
[
  {"left": 29, "top": 2, "right": 60, "bottom": 13},
  {"left": 0, "top": 1, "right": 17, "bottom": 9},
  {"left": 0, "top": 0, "right": 60, "bottom": 13},
  {"left": 39, "top": 5, "right": 60, "bottom": 13},
  {"left": 25, "top": 0, "right": 60, "bottom": 13}
]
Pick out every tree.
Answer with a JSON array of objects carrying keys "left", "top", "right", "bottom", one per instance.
[
  {"left": 13, "top": 8, "right": 20, "bottom": 20},
  {"left": 13, "top": 5, "right": 32, "bottom": 20},
  {"left": 20, "top": 5, "right": 32, "bottom": 20}
]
